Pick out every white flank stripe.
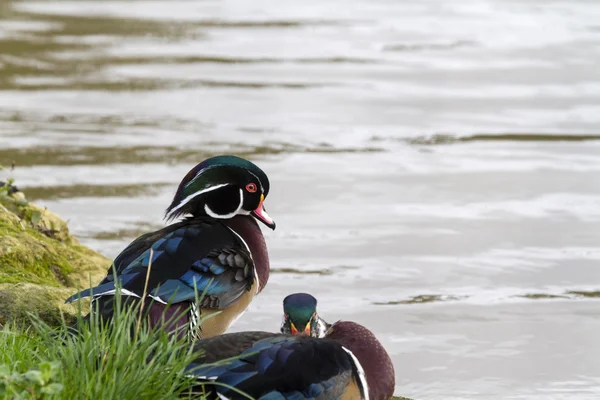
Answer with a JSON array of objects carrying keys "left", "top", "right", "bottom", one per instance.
[
  {"left": 147, "top": 294, "right": 168, "bottom": 304},
  {"left": 198, "top": 376, "right": 218, "bottom": 380},
  {"left": 166, "top": 183, "right": 230, "bottom": 219},
  {"left": 92, "top": 288, "right": 140, "bottom": 299},
  {"left": 217, "top": 393, "right": 230, "bottom": 400},
  {"left": 342, "top": 346, "right": 370, "bottom": 400},
  {"left": 185, "top": 374, "right": 217, "bottom": 380},
  {"left": 227, "top": 308, "right": 247, "bottom": 330},
  {"left": 92, "top": 290, "right": 169, "bottom": 305}
]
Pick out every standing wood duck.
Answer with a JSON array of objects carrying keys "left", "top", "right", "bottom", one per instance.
[
  {"left": 186, "top": 294, "right": 395, "bottom": 400},
  {"left": 65, "top": 155, "right": 275, "bottom": 340}
]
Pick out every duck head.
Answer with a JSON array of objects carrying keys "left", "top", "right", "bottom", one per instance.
[
  {"left": 281, "top": 293, "right": 331, "bottom": 338},
  {"left": 165, "top": 155, "right": 275, "bottom": 229}
]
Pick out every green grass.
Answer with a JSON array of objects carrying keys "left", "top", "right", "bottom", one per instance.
[
  {"left": 0, "top": 302, "right": 416, "bottom": 400},
  {"left": 0, "top": 294, "right": 206, "bottom": 400}
]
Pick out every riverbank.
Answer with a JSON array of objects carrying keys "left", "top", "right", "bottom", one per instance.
[
  {"left": 0, "top": 182, "right": 109, "bottom": 326},
  {"left": 0, "top": 183, "right": 413, "bottom": 399}
]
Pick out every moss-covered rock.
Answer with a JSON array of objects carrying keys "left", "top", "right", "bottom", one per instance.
[
  {"left": 0, "top": 283, "right": 83, "bottom": 326},
  {"left": 0, "top": 188, "right": 109, "bottom": 326}
]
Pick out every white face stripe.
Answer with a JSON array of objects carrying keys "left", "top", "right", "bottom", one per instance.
[
  {"left": 247, "top": 171, "right": 264, "bottom": 193},
  {"left": 204, "top": 188, "right": 244, "bottom": 219},
  {"left": 189, "top": 167, "right": 209, "bottom": 184},
  {"left": 188, "top": 165, "right": 221, "bottom": 187},
  {"left": 167, "top": 183, "right": 230, "bottom": 219},
  {"left": 342, "top": 346, "right": 369, "bottom": 400},
  {"left": 190, "top": 165, "right": 263, "bottom": 194}
]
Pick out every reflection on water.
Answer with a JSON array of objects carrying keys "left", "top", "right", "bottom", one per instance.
[
  {"left": 2, "top": 0, "right": 600, "bottom": 398},
  {"left": 406, "top": 133, "right": 600, "bottom": 145}
]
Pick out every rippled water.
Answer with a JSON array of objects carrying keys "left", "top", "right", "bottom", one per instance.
[{"left": 2, "top": 0, "right": 600, "bottom": 398}]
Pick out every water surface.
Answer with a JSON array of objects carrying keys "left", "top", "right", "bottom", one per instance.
[{"left": 1, "top": 0, "right": 600, "bottom": 398}]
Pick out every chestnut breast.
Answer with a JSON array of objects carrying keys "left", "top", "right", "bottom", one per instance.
[{"left": 223, "top": 215, "right": 270, "bottom": 292}]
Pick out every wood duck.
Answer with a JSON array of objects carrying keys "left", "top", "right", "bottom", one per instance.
[
  {"left": 186, "top": 293, "right": 396, "bottom": 400},
  {"left": 65, "top": 155, "right": 275, "bottom": 340}
]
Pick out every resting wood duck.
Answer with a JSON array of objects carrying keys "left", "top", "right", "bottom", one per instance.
[
  {"left": 65, "top": 155, "right": 275, "bottom": 340},
  {"left": 186, "top": 293, "right": 395, "bottom": 400}
]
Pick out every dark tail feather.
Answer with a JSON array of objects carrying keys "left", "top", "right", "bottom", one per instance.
[{"left": 64, "top": 273, "right": 140, "bottom": 304}]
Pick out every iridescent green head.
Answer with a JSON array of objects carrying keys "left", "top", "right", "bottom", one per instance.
[
  {"left": 165, "top": 155, "right": 275, "bottom": 229},
  {"left": 281, "top": 293, "right": 330, "bottom": 338}
]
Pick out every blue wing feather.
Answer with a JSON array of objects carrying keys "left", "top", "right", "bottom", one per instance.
[
  {"left": 65, "top": 273, "right": 139, "bottom": 303},
  {"left": 150, "top": 280, "right": 196, "bottom": 304},
  {"left": 189, "top": 335, "right": 356, "bottom": 400},
  {"left": 258, "top": 393, "right": 286, "bottom": 400},
  {"left": 65, "top": 220, "right": 254, "bottom": 309}
]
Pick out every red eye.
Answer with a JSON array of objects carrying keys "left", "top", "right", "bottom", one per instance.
[{"left": 246, "top": 183, "right": 257, "bottom": 193}]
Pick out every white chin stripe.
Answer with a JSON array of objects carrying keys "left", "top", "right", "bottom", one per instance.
[
  {"left": 280, "top": 315, "right": 287, "bottom": 333},
  {"left": 167, "top": 183, "right": 230, "bottom": 218},
  {"left": 204, "top": 188, "right": 244, "bottom": 219},
  {"left": 316, "top": 319, "right": 328, "bottom": 338},
  {"left": 342, "top": 346, "right": 369, "bottom": 400}
]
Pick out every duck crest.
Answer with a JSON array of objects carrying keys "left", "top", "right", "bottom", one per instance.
[{"left": 223, "top": 215, "right": 270, "bottom": 292}]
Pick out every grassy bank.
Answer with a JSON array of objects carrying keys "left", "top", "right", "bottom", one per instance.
[
  {"left": 0, "top": 300, "right": 203, "bottom": 399},
  {"left": 0, "top": 307, "right": 415, "bottom": 400}
]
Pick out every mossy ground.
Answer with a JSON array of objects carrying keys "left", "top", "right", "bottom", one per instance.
[{"left": 0, "top": 186, "right": 109, "bottom": 327}]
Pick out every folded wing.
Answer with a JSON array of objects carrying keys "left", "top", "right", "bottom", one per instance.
[
  {"left": 65, "top": 219, "right": 254, "bottom": 310},
  {"left": 188, "top": 334, "right": 363, "bottom": 400}
]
